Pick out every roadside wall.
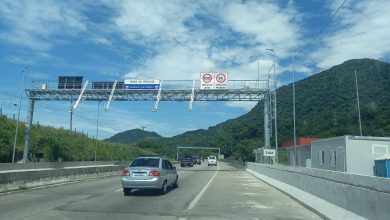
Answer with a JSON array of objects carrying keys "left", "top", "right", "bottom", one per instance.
[
  {"left": 0, "top": 161, "right": 123, "bottom": 171},
  {"left": 0, "top": 165, "right": 124, "bottom": 193},
  {"left": 247, "top": 162, "right": 390, "bottom": 220}
]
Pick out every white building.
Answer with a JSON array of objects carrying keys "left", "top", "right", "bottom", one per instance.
[{"left": 311, "top": 136, "right": 390, "bottom": 176}]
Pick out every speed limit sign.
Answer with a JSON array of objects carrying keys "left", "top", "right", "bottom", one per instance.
[
  {"left": 215, "top": 72, "right": 228, "bottom": 89},
  {"left": 200, "top": 72, "right": 214, "bottom": 89},
  {"left": 200, "top": 72, "right": 228, "bottom": 89}
]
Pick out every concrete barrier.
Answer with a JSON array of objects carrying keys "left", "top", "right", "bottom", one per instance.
[
  {"left": 0, "top": 161, "right": 122, "bottom": 171},
  {"left": 0, "top": 165, "right": 126, "bottom": 193},
  {"left": 247, "top": 162, "right": 390, "bottom": 220}
]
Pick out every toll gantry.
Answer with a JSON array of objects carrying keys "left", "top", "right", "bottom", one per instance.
[{"left": 21, "top": 76, "right": 274, "bottom": 162}]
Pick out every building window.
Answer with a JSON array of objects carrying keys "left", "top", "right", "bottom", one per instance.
[
  {"left": 330, "top": 150, "right": 336, "bottom": 167},
  {"left": 319, "top": 151, "right": 325, "bottom": 166},
  {"left": 372, "top": 145, "right": 388, "bottom": 155}
]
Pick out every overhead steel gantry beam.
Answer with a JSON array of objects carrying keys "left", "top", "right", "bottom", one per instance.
[
  {"left": 22, "top": 79, "right": 270, "bottom": 163},
  {"left": 26, "top": 88, "right": 266, "bottom": 101}
]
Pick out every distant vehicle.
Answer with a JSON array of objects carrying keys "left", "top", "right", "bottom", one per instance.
[
  {"left": 121, "top": 156, "right": 178, "bottom": 195},
  {"left": 195, "top": 156, "right": 201, "bottom": 165},
  {"left": 180, "top": 156, "right": 194, "bottom": 167},
  {"left": 208, "top": 155, "right": 217, "bottom": 166},
  {"left": 192, "top": 156, "right": 201, "bottom": 165}
]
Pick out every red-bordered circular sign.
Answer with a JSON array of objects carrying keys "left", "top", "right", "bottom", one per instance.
[
  {"left": 216, "top": 73, "right": 227, "bottom": 83},
  {"left": 202, "top": 73, "right": 213, "bottom": 83}
]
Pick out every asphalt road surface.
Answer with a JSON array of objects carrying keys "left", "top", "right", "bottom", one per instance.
[{"left": 0, "top": 162, "right": 322, "bottom": 220}]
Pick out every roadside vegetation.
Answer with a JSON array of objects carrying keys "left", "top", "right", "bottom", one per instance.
[{"left": 0, "top": 116, "right": 148, "bottom": 163}]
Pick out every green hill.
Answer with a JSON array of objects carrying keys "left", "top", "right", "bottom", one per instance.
[
  {"left": 0, "top": 116, "right": 146, "bottom": 163},
  {"left": 140, "top": 58, "right": 390, "bottom": 161},
  {"left": 105, "top": 129, "right": 162, "bottom": 144}
]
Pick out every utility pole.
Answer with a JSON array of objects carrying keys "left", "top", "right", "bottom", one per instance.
[
  {"left": 12, "top": 65, "right": 30, "bottom": 163},
  {"left": 272, "top": 51, "right": 278, "bottom": 163},
  {"left": 257, "top": 61, "right": 260, "bottom": 89},
  {"left": 94, "top": 101, "right": 101, "bottom": 161},
  {"left": 141, "top": 126, "right": 146, "bottom": 148},
  {"left": 355, "top": 69, "right": 363, "bottom": 136},
  {"left": 70, "top": 98, "right": 73, "bottom": 132},
  {"left": 293, "top": 51, "right": 297, "bottom": 166}
]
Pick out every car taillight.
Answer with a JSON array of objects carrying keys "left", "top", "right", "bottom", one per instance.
[
  {"left": 121, "top": 170, "right": 130, "bottom": 176},
  {"left": 149, "top": 170, "right": 160, "bottom": 176}
]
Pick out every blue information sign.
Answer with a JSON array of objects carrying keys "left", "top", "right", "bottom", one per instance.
[{"left": 124, "top": 84, "right": 160, "bottom": 90}]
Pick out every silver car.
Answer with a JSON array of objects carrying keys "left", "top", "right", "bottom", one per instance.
[{"left": 121, "top": 156, "right": 178, "bottom": 195}]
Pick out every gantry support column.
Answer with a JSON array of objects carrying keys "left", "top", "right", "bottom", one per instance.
[
  {"left": 264, "top": 91, "right": 270, "bottom": 149},
  {"left": 23, "top": 98, "right": 35, "bottom": 163}
]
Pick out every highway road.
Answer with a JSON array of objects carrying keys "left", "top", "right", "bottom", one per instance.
[{"left": 0, "top": 162, "right": 321, "bottom": 220}]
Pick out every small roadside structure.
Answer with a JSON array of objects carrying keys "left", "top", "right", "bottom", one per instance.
[
  {"left": 311, "top": 136, "right": 390, "bottom": 176},
  {"left": 374, "top": 154, "right": 390, "bottom": 178},
  {"left": 280, "top": 137, "right": 321, "bottom": 167}
]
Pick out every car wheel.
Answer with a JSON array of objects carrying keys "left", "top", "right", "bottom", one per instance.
[
  {"left": 173, "top": 176, "right": 178, "bottom": 188},
  {"left": 123, "top": 188, "right": 132, "bottom": 196},
  {"left": 161, "top": 180, "right": 168, "bottom": 195}
]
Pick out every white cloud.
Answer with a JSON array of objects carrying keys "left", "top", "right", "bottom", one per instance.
[
  {"left": 29, "top": 72, "right": 50, "bottom": 80},
  {"left": 113, "top": 0, "right": 196, "bottom": 43},
  {"left": 310, "top": 0, "right": 390, "bottom": 69},
  {"left": 225, "top": 101, "right": 257, "bottom": 111},
  {"left": 221, "top": 1, "right": 300, "bottom": 58},
  {"left": 126, "top": 44, "right": 215, "bottom": 80},
  {"left": 90, "top": 37, "right": 113, "bottom": 47},
  {"left": 0, "top": 0, "right": 87, "bottom": 51},
  {"left": 118, "top": 1, "right": 301, "bottom": 82}
]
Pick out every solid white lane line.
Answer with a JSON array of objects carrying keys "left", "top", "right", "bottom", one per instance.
[
  {"left": 115, "top": 188, "right": 123, "bottom": 192},
  {"left": 187, "top": 165, "right": 219, "bottom": 210}
]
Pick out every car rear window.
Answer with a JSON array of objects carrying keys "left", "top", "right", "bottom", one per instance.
[
  {"left": 130, "top": 158, "right": 160, "bottom": 168},
  {"left": 209, "top": 156, "right": 216, "bottom": 159}
]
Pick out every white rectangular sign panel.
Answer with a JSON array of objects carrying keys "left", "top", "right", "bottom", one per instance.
[
  {"left": 215, "top": 72, "right": 228, "bottom": 89},
  {"left": 124, "top": 79, "right": 160, "bottom": 90},
  {"left": 263, "top": 149, "right": 276, "bottom": 157},
  {"left": 200, "top": 72, "right": 215, "bottom": 89},
  {"left": 200, "top": 72, "right": 228, "bottom": 89},
  {"left": 124, "top": 79, "right": 160, "bottom": 84}
]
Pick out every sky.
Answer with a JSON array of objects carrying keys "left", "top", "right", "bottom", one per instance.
[{"left": 1, "top": 0, "right": 390, "bottom": 139}]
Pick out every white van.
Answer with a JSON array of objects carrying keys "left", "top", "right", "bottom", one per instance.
[{"left": 207, "top": 156, "right": 217, "bottom": 166}]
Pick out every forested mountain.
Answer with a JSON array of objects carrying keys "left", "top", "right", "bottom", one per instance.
[
  {"left": 139, "top": 58, "right": 390, "bottom": 161},
  {"left": 0, "top": 116, "right": 145, "bottom": 163},
  {"left": 105, "top": 129, "right": 162, "bottom": 144},
  {"left": 2, "top": 58, "right": 389, "bottom": 163}
]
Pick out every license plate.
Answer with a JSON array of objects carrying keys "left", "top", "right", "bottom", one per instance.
[{"left": 133, "top": 173, "right": 145, "bottom": 176}]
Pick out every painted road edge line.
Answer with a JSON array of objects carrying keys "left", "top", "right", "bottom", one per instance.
[{"left": 187, "top": 165, "right": 219, "bottom": 210}]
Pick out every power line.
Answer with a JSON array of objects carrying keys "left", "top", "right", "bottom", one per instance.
[
  {"left": 295, "top": 0, "right": 348, "bottom": 60},
  {"left": 36, "top": 102, "right": 92, "bottom": 122}
]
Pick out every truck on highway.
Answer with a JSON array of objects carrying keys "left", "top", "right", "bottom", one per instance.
[{"left": 180, "top": 157, "right": 193, "bottom": 167}]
